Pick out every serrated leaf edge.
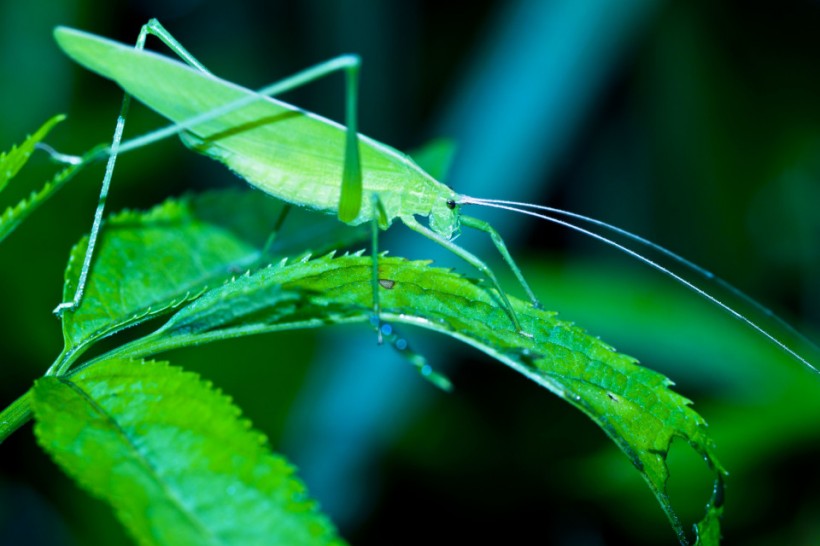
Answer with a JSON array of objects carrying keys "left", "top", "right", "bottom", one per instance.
[{"left": 0, "top": 114, "right": 66, "bottom": 194}]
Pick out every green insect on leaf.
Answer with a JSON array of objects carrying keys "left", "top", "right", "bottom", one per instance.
[
  {"left": 50, "top": 23, "right": 819, "bottom": 379},
  {"left": 33, "top": 18, "right": 819, "bottom": 545},
  {"left": 51, "top": 25, "right": 534, "bottom": 335}
]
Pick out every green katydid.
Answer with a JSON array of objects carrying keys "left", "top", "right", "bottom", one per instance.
[{"left": 50, "top": 20, "right": 819, "bottom": 373}]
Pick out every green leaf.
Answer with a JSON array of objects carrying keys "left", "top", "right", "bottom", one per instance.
[
  {"left": 0, "top": 115, "right": 84, "bottom": 244},
  {"left": 0, "top": 161, "right": 84, "bottom": 244},
  {"left": 694, "top": 480, "right": 724, "bottom": 546},
  {"left": 112, "top": 253, "right": 724, "bottom": 545},
  {"left": 32, "top": 358, "right": 345, "bottom": 546},
  {"left": 0, "top": 114, "right": 64, "bottom": 195},
  {"left": 59, "top": 189, "right": 364, "bottom": 361},
  {"left": 60, "top": 193, "right": 266, "bottom": 357}
]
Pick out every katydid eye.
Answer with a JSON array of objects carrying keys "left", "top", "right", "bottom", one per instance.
[{"left": 446, "top": 199, "right": 456, "bottom": 210}]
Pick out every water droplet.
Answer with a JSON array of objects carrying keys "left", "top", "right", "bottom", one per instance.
[
  {"left": 395, "top": 338, "right": 408, "bottom": 351},
  {"left": 380, "top": 323, "right": 393, "bottom": 336}
]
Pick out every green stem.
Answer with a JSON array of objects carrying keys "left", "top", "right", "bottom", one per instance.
[
  {"left": 0, "top": 390, "right": 33, "bottom": 444},
  {"left": 46, "top": 345, "right": 80, "bottom": 377}
]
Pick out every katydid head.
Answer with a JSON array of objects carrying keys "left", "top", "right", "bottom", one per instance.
[{"left": 427, "top": 191, "right": 462, "bottom": 239}]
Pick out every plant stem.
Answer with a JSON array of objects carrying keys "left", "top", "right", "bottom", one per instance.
[{"left": 0, "top": 390, "right": 33, "bottom": 444}]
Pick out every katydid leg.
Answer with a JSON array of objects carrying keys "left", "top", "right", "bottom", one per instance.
[
  {"left": 400, "top": 216, "right": 526, "bottom": 334},
  {"left": 138, "top": 19, "right": 210, "bottom": 73},
  {"left": 53, "top": 27, "right": 151, "bottom": 316},
  {"left": 259, "top": 204, "right": 292, "bottom": 258},
  {"left": 460, "top": 215, "right": 541, "bottom": 309},
  {"left": 371, "top": 196, "right": 382, "bottom": 342},
  {"left": 370, "top": 194, "right": 392, "bottom": 343}
]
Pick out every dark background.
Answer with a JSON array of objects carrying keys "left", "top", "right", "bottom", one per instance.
[{"left": 0, "top": 0, "right": 818, "bottom": 544}]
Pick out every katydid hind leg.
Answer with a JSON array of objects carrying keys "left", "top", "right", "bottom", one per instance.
[
  {"left": 104, "top": 39, "right": 363, "bottom": 220},
  {"left": 140, "top": 19, "right": 211, "bottom": 73},
  {"left": 54, "top": 19, "right": 219, "bottom": 317},
  {"left": 54, "top": 23, "right": 158, "bottom": 315},
  {"left": 55, "top": 20, "right": 363, "bottom": 316},
  {"left": 136, "top": 34, "right": 364, "bottom": 222},
  {"left": 52, "top": 90, "right": 129, "bottom": 317}
]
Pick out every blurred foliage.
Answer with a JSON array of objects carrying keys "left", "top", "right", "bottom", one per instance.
[{"left": 0, "top": 0, "right": 818, "bottom": 545}]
